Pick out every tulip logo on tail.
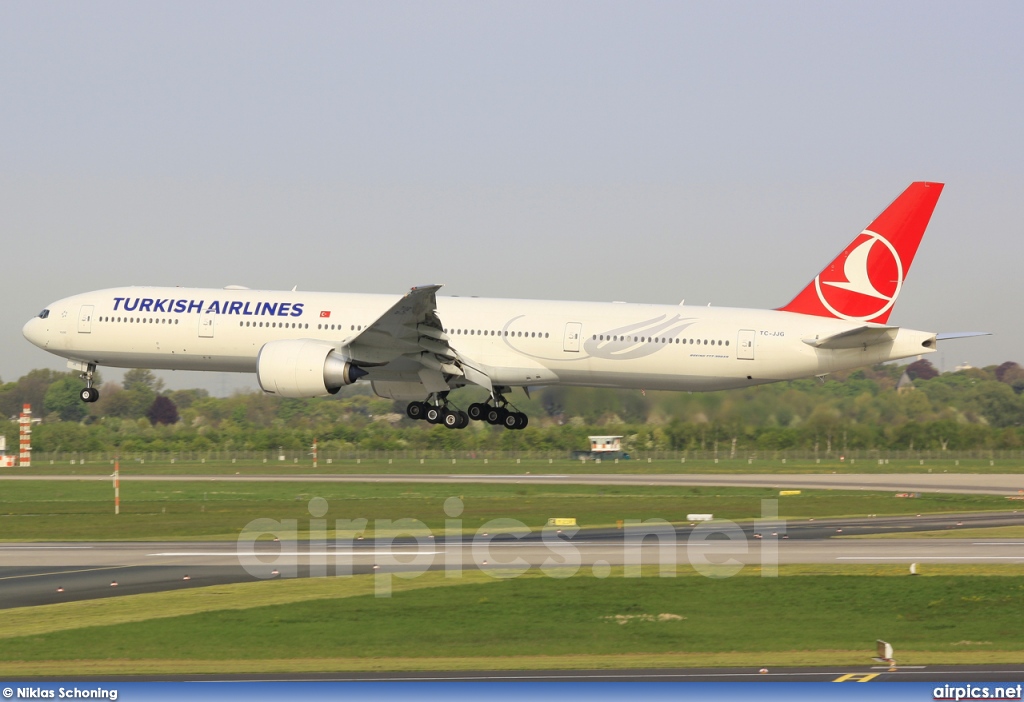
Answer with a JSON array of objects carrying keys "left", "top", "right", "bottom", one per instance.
[
  {"left": 814, "top": 230, "right": 902, "bottom": 322},
  {"left": 778, "top": 182, "right": 943, "bottom": 325}
]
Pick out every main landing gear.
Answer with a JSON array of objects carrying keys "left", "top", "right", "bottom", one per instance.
[
  {"left": 468, "top": 400, "right": 528, "bottom": 430},
  {"left": 78, "top": 363, "right": 100, "bottom": 403},
  {"left": 406, "top": 390, "right": 528, "bottom": 431},
  {"left": 406, "top": 394, "right": 470, "bottom": 430}
]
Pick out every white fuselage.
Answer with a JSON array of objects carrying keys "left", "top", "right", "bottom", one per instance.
[{"left": 23, "top": 286, "right": 936, "bottom": 394}]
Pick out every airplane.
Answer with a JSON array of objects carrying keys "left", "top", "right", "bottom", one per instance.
[{"left": 23, "top": 182, "right": 986, "bottom": 430}]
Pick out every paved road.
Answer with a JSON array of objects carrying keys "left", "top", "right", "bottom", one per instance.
[
  {"left": 23, "top": 664, "right": 1024, "bottom": 683},
  {"left": 4, "top": 472, "right": 1024, "bottom": 495},
  {"left": 282, "top": 665, "right": 1024, "bottom": 682}
]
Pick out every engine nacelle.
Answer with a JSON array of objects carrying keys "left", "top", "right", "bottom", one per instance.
[{"left": 256, "top": 339, "right": 367, "bottom": 397}]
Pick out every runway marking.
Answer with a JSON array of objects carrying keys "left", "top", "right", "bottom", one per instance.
[
  {"left": 149, "top": 551, "right": 442, "bottom": 557},
  {"left": 0, "top": 546, "right": 93, "bottom": 550},
  {"left": 871, "top": 665, "right": 925, "bottom": 669},
  {"left": 834, "top": 673, "right": 879, "bottom": 682},
  {"left": 837, "top": 557, "right": 1024, "bottom": 560},
  {"left": 0, "top": 565, "right": 132, "bottom": 582},
  {"left": 270, "top": 671, "right": 848, "bottom": 681}
]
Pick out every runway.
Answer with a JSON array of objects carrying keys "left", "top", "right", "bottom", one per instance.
[
  {"left": 4, "top": 512, "right": 1024, "bottom": 683},
  {"left": 23, "top": 664, "right": 1024, "bottom": 683},
  {"left": 3, "top": 512, "right": 1023, "bottom": 609},
  {"left": 4, "top": 472, "right": 1024, "bottom": 495}
]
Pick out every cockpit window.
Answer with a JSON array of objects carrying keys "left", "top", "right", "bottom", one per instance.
[{"left": 38, "top": 309, "right": 49, "bottom": 319}]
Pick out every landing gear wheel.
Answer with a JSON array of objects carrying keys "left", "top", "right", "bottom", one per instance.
[
  {"left": 406, "top": 401, "right": 426, "bottom": 420},
  {"left": 513, "top": 412, "right": 528, "bottom": 430},
  {"left": 502, "top": 412, "right": 521, "bottom": 430},
  {"left": 425, "top": 406, "right": 444, "bottom": 424},
  {"left": 442, "top": 409, "right": 470, "bottom": 429},
  {"left": 485, "top": 406, "right": 507, "bottom": 426},
  {"left": 442, "top": 409, "right": 460, "bottom": 429},
  {"left": 79, "top": 387, "right": 99, "bottom": 403},
  {"left": 467, "top": 403, "right": 487, "bottom": 422}
]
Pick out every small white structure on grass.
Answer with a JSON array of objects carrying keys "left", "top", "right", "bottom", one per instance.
[
  {"left": 589, "top": 436, "right": 623, "bottom": 454},
  {"left": 0, "top": 435, "right": 12, "bottom": 468}
]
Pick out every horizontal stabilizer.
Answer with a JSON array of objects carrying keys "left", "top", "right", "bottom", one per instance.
[
  {"left": 936, "top": 332, "right": 991, "bottom": 341},
  {"left": 803, "top": 326, "right": 899, "bottom": 349}
]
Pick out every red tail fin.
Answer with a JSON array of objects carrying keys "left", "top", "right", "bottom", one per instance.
[{"left": 778, "top": 182, "right": 943, "bottom": 324}]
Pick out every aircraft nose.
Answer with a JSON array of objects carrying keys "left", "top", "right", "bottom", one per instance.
[{"left": 22, "top": 316, "right": 48, "bottom": 349}]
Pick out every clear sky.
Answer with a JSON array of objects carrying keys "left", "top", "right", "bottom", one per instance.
[{"left": 2, "top": 1, "right": 1021, "bottom": 394}]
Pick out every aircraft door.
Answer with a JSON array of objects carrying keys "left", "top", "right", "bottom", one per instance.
[
  {"left": 77, "top": 305, "right": 94, "bottom": 333},
  {"left": 199, "top": 311, "right": 215, "bottom": 338},
  {"left": 737, "top": 329, "right": 755, "bottom": 360},
  {"left": 563, "top": 322, "right": 582, "bottom": 352}
]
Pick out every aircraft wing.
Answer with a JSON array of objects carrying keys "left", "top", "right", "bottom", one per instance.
[
  {"left": 344, "top": 285, "right": 492, "bottom": 392},
  {"left": 345, "top": 285, "right": 444, "bottom": 364},
  {"left": 802, "top": 326, "right": 899, "bottom": 350}
]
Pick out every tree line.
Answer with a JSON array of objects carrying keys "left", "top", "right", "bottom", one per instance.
[{"left": 2, "top": 360, "right": 1023, "bottom": 455}]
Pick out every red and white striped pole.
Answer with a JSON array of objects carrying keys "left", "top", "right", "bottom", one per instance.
[
  {"left": 114, "top": 457, "right": 120, "bottom": 515},
  {"left": 18, "top": 404, "right": 31, "bottom": 467}
]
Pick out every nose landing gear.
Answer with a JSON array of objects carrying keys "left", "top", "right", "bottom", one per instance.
[
  {"left": 79, "top": 387, "right": 99, "bottom": 403},
  {"left": 77, "top": 363, "right": 100, "bottom": 403}
]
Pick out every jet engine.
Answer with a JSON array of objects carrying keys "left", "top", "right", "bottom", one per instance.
[{"left": 256, "top": 339, "right": 367, "bottom": 397}]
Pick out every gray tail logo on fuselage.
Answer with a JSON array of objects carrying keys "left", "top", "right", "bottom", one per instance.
[{"left": 583, "top": 314, "right": 696, "bottom": 360}]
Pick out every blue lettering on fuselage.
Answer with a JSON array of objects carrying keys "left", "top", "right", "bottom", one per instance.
[{"left": 112, "top": 296, "right": 306, "bottom": 317}]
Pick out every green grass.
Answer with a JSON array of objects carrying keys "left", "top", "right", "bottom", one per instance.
[
  {"left": 0, "top": 480, "right": 1016, "bottom": 541},
  {"left": 16, "top": 456, "right": 1021, "bottom": 476},
  {"left": 0, "top": 567, "right": 1022, "bottom": 675}
]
